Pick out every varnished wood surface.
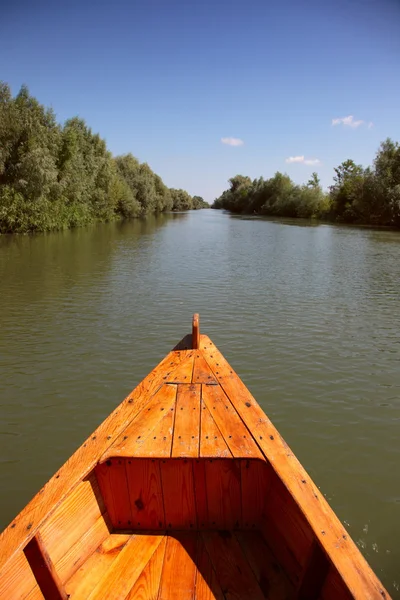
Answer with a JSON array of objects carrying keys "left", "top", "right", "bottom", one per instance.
[
  {"left": 23, "top": 532, "right": 67, "bottom": 600},
  {"left": 65, "top": 530, "right": 292, "bottom": 600},
  {"left": 0, "top": 319, "right": 391, "bottom": 599},
  {"left": 192, "top": 313, "right": 200, "bottom": 350}
]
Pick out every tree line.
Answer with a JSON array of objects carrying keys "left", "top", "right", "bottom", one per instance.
[
  {"left": 0, "top": 83, "right": 208, "bottom": 233},
  {"left": 212, "top": 139, "right": 400, "bottom": 227}
]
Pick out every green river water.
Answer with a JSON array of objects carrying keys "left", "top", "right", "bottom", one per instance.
[{"left": 0, "top": 210, "right": 399, "bottom": 595}]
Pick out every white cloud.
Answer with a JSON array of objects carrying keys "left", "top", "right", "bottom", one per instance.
[
  {"left": 285, "top": 155, "right": 321, "bottom": 166},
  {"left": 286, "top": 156, "right": 305, "bottom": 163},
  {"left": 221, "top": 137, "right": 244, "bottom": 147},
  {"left": 332, "top": 115, "right": 365, "bottom": 128},
  {"left": 368, "top": 121, "right": 374, "bottom": 129}
]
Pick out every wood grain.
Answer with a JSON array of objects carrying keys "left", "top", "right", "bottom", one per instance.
[
  {"left": 261, "top": 473, "right": 315, "bottom": 583},
  {"left": 23, "top": 532, "right": 68, "bottom": 600},
  {"left": 172, "top": 384, "right": 201, "bottom": 458},
  {"left": 160, "top": 460, "right": 197, "bottom": 529},
  {"left": 202, "top": 531, "right": 265, "bottom": 600},
  {"left": 135, "top": 409, "right": 175, "bottom": 457},
  {"left": 101, "top": 384, "right": 177, "bottom": 461},
  {"left": 54, "top": 511, "right": 110, "bottom": 584},
  {"left": 40, "top": 474, "right": 106, "bottom": 566},
  {"left": 240, "top": 459, "right": 271, "bottom": 529},
  {"left": 0, "top": 550, "right": 43, "bottom": 600},
  {"left": 125, "top": 535, "right": 167, "bottom": 600},
  {"left": 126, "top": 459, "right": 165, "bottom": 529},
  {"left": 192, "top": 353, "right": 217, "bottom": 384},
  {"left": 95, "top": 460, "right": 132, "bottom": 528},
  {"left": 86, "top": 533, "right": 164, "bottom": 600},
  {"left": 192, "top": 460, "right": 209, "bottom": 529},
  {"left": 158, "top": 533, "right": 197, "bottom": 600},
  {"left": 205, "top": 459, "right": 241, "bottom": 530},
  {"left": 200, "top": 398, "right": 231, "bottom": 458},
  {"left": 202, "top": 384, "right": 263, "bottom": 458},
  {"left": 195, "top": 538, "right": 225, "bottom": 600},
  {"left": 65, "top": 533, "right": 131, "bottom": 598},
  {"left": 165, "top": 352, "right": 195, "bottom": 383},
  {"left": 235, "top": 530, "right": 293, "bottom": 600}
]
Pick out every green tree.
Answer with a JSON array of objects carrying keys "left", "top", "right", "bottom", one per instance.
[
  {"left": 307, "top": 172, "right": 320, "bottom": 188},
  {"left": 192, "top": 195, "right": 208, "bottom": 209},
  {"left": 329, "top": 159, "right": 365, "bottom": 222},
  {"left": 0, "top": 82, "right": 196, "bottom": 233},
  {"left": 170, "top": 189, "right": 193, "bottom": 210}
]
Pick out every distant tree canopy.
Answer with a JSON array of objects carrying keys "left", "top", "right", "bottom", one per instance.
[
  {"left": 0, "top": 82, "right": 208, "bottom": 233},
  {"left": 212, "top": 139, "right": 400, "bottom": 227}
]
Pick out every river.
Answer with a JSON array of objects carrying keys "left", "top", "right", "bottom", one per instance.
[{"left": 0, "top": 209, "right": 399, "bottom": 595}]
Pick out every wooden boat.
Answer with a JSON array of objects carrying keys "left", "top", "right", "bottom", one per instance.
[{"left": 0, "top": 315, "right": 390, "bottom": 600}]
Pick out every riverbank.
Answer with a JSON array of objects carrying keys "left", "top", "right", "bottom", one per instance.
[
  {"left": 225, "top": 211, "right": 400, "bottom": 233},
  {"left": 0, "top": 82, "right": 208, "bottom": 234},
  {"left": 212, "top": 139, "right": 400, "bottom": 228}
]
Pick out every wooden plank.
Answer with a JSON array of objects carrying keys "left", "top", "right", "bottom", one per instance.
[
  {"left": 65, "top": 533, "right": 131, "bottom": 598},
  {"left": 172, "top": 384, "right": 201, "bottom": 458},
  {"left": 200, "top": 335, "right": 390, "bottom": 600},
  {"left": 24, "top": 532, "right": 68, "bottom": 600},
  {"left": 235, "top": 530, "right": 294, "bottom": 600},
  {"left": 261, "top": 473, "right": 314, "bottom": 584},
  {"left": 192, "top": 313, "right": 200, "bottom": 349},
  {"left": 205, "top": 459, "right": 241, "bottom": 529},
  {"left": 135, "top": 409, "right": 174, "bottom": 457},
  {"left": 195, "top": 537, "right": 224, "bottom": 600},
  {"left": 165, "top": 352, "right": 195, "bottom": 383},
  {"left": 260, "top": 514, "right": 302, "bottom": 587},
  {"left": 95, "top": 460, "right": 132, "bottom": 528},
  {"left": 40, "top": 474, "right": 106, "bottom": 567},
  {"left": 240, "top": 459, "right": 271, "bottom": 528},
  {"left": 101, "top": 384, "right": 177, "bottom": 460},
  {"left": 55, "top": 512, "right": 110, "bottom": 584},
  {"left": 192, "top": 460, "right": 209, "bottom": 529},
  {"left": 319, "top": 566, "right": 354, "bottom": 600},
  {"left": 158, "top": 533, "right": 197, "bottom": 600},
  {"left": 0, "top": 348, "right": 190, "bottom": 574},
  {"left": 125, "top": 459, "right": 165, "bottom": 529},
  {"left": 200, "top": 399, "right": 231, "bottom": 458},
  {"left": 202, "top": 531, "right": 265, "bottom": 600},
  {"left": 201, "top": 384, "right": 263, "bottom": 458},
  {"left": 296, "top": 540, "right": 331, "bottom": 600},
  {"left": 125, "top": 535, "right": 167, "bottom": 600},
  {"left": 25, "top": 586, "right": 45, "bottom": 600},
  {"left": 86, "top": 533, "right": 164, "bottom": 600},
  {"left": 0, "top": 550, "right": 44, "bottom": 600},
  {"left": 192, "top": 353, "right": 217, "bottom": 384},
  {"left": 160, "top": 460, "right": 197, "bottom": 529}
]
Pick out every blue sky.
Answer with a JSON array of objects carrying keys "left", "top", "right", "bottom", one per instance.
[{"left": 1, "top": 0, "right": 399, "bottom": 201}]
